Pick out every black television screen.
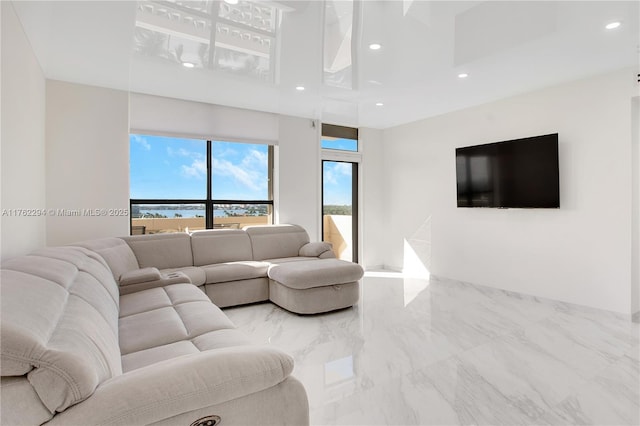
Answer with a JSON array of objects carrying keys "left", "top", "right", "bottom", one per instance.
[{"left": 456, "top": 133, "right": 560, "bottom": 208}]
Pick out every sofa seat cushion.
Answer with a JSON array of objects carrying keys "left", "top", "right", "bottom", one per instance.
[
  {"left": 119, "top": 283, "right": 253, "bottom": 372},
  {"left": 119, "top": 284, "right": 237, "bottom": 354},
  {"left": 201, "top": 261, "right": 269, "bottom": 284},
  {"left": 268, "top": 259, "right": 364, "bottom": 290},
  {"left": 161, "top": 266, "right": 206, "bottom": 285}
]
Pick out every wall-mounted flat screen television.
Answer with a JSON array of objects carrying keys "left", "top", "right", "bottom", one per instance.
[{"left": 456, "top": 133, "right": 560, "bottom": 208}]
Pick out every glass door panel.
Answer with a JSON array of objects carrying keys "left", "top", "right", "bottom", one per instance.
[{"left": 322, "top": 161, "right": 358, "bottom": 262}]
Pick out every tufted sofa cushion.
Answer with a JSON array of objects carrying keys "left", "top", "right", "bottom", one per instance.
[
  {"left": 0, "top": 246, "right": 122, "bottom": 412},
  {"left": 119, "top": 283, "right": 252, "bottom": 372}
]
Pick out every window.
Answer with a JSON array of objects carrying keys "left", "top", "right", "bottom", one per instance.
[
  {"left": 321, "top": 123, "right": 358, "bottom": 152},
  {"left": 130, "top": 134, "right": 273, "bottom": 234}
]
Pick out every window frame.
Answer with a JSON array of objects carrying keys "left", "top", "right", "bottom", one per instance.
[
  {"left": 321, "top": 123, "right": 359, "bottom": 152},
  {"left": 320, "top": 124, "right": 360, "bottom": 263}
]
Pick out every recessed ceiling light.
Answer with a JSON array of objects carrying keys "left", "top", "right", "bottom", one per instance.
[
  {"left": 223, "top": 0, "right": 239, "bottom": 4},
  {"left": 605, "top": 21, "right": 621, "bottom": 30},
  {"left": 375, "top": 102, "right": 384, "bottom": 107},
  {"left": 369, "top": 43, "right": 382, "bottom": 50},
  {"left": 458, "top": 73, "right": 468, "bottom": 79},
  {"left": 295, "top": 86, "right": 305, "bottom": 91},
  {"left": 182, "top": 62, "right": 195, "bottom": 68}
]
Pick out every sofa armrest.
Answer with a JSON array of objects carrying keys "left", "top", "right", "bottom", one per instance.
[
  {"left": 48, "top": 346, "right": 296, "bottom": 426},
  {"left": 119, "top": 267, "right": 162, "bottom": 286},
  {"left": 299, "top": 242, "right": 335, "bottom": 258},
  {"left": 118, "top": 270, "right": 193, "bottom": 295}
]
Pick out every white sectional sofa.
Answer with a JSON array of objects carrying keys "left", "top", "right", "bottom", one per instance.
[
  {"left": 88, "top": 224, "right": 363, "bottom": 314},
  {"left": 0, "top": 224, "right": 362, "bottom": 425}
]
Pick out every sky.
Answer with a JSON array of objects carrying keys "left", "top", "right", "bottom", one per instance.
[
  {"left": 321, "top": 137, "right": 357, "bottom": 206},
  {"left": 130, "top": 134, "right": 355, "bottom": 206},
  {"left": 323, "top": 161, "right": 353, "bottom": 205},
  {"left": 130, "top": 134, "right": 268, "bottom": 200}
]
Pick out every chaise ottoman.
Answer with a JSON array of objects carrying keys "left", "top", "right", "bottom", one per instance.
[{"left": 267, "top": 258, "right": 364, "bottom": 314}]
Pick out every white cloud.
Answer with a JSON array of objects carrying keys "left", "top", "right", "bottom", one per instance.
[
  {"left": 324, "top": 162, "right": 352, "bottom": 185},
  {"left": 324, "top": 169, "right": 337, "bottom": 185},
  {"left": 334, "top": 162, "right": 352, "bottom": 176},
  {"left": 165, "top": 146, "right": 207, "bottom": 179},
  {"left": 242, "top": 149, "right": 267, "bottom": 167},
  {"left": 167, "top": 147, "right": 194, "bottom": 157},
  {"left": 132, "top": 134, "right": 151, "bottom": 151},
  {"left": 214, "top": 145, "right": 238, "bottom": 158},
  {"left": 213, "top": 156, "right": 266, "bottom": 191},
  {"left": 181, "top": 158, "right": 207, "bottom": 179}
]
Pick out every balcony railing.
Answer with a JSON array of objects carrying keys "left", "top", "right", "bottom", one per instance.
[
  {"left": 323, "top": 214, "right": 352, "bottom": 262},
  {"left": 131, "top": 215, "right": 269, "bottom": 234}
]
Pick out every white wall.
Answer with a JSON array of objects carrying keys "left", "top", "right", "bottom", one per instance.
[
  {"left": 46, "top": 80, "right": 129, "bottom": 246},
  {"left": 383, "top": 68, "right": 636, "bottom": 314},
  {"left": 276, "top": 116, "right": 320, "bottom": 240},
  {"left": 1, "top": 2, "right": 47, "bottom": 260},
  {"left": 360, "top": 127, "right": 386, "bottom": 269}
]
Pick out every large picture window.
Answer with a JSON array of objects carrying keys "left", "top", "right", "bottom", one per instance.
[{"left": 130, "top": 134, "right": 273, "bottom": 234}]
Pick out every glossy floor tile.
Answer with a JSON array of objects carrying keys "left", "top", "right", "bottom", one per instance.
[{"left": 223, "top": 273, "right": 640, "bottom": 425}]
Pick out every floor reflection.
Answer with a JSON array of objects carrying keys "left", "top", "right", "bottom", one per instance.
[{"left": 223, "top": 272, "right": 640, "bottom": 426}]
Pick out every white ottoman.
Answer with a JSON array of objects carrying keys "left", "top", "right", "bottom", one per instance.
[{"left": 267, "top": 258, "right": 364, "bottom": 314}]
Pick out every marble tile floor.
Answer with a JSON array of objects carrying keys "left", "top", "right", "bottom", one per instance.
[{"left": 223, "top": 272, "right": 640, "bottom": 426}]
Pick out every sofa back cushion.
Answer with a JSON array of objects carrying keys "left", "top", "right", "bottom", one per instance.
[
  {"left": 74, "top": 237, "right": 140, "bottom": 280},
  {"left": 0, "top": 247, "right": 122, "bottom": 413},
  {"left": 122, "top": 233, "right": 193, "bottom": 269},
  {"left": 191, "top": 229, "right": 254, "bottom": 266},
  {"left": 245, "top": 224, "right": 310, "bottom": 261}
]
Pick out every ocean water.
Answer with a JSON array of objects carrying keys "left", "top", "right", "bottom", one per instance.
[
  {"left": 139, "top": 209, "right": 206, "bottom": 218},
  {"left": 138, "top": 209, "right": 264, "bottom": 218}
]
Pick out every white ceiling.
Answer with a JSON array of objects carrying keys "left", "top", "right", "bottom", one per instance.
[{"left": 11, "top": 0, "right": 640, "bottom": 129}]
